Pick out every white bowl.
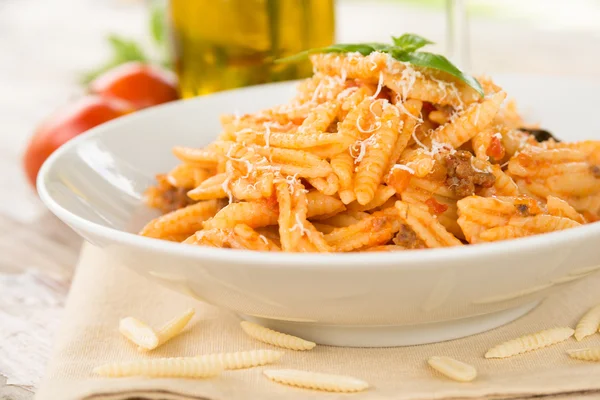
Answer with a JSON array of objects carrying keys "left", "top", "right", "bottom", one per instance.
[{"left": 38, "top": 76, "right": 600, "bottom": 347}]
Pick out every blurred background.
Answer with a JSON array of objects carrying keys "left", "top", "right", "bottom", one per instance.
[{"left": 1, "top": 0, "right": 600, "bottom": 397}]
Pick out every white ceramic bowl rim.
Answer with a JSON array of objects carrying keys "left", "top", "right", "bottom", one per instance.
[{"left": 37, "top": 83, "right": 600, "bottom": 269}]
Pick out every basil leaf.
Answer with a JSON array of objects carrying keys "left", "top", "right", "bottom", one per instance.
[
  {"left": 275, "top": 43, "right": 389, "bottom": 63},
  {"left": 392, "top": 50, "right": 483, "bottom": 96},
  {"left": 391, "top": 33, "right": 434, "bottom": 52},
  {"left": 150, "top": 3, "right": 166, "bottom": 46}
]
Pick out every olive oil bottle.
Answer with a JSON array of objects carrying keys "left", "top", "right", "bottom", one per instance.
[{"left": 170, "top": 0, "right": 335, "bottom": 98}]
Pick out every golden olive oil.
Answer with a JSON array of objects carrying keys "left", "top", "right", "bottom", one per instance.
[{"left": 170, "top": 0, "right": 335, "bottom": 98}]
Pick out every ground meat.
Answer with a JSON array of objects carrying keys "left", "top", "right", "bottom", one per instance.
[
  {"left": 145, "top": 174, "right": 196, "bottom": 214},
  {"left": 444, "top": 151, "right": 496, "bottom": 198},
  {"left": 516, "top": 203, "right": 530, "bottom": 216},
  {"left": 393, "top": 224, "right": 426, "bottom": 249},
  {"left": 590, "top": 165, "right": 600, "bottom": 178}
]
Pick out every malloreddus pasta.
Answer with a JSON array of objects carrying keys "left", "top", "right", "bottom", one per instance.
[{"left": 141, "top": 51, "right": 600, "bottom": 252}]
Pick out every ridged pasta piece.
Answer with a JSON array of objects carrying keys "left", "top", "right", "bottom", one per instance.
[
  {"left": 567, "top": 347, "right": 600, "bottom": 362},
  {"left": 253, "top": 147, "right": 332, "bottom": 178},
  {"left": 429, "top": 91, "right": 506, "bottom": 148},
  {"left": 319, "top": 211, "right": 369, "bottom": 227},
  {"left": 153, "top": 308, "right": 195, "bottom": 349},
  {"left": 263, "top": 369, "right": 369, "bottom": 393},
  {"left": 331, "top": 150, "right": 356, "bottom": 204},
  {"left": 299, "top": 101, "right": 340, "bottom": 133},
  {"left": 276, "top": 180, "right": 308, "bottom": 251},
  {"left": 427, "top": 356, "right": 477, "bottom": 382},
  {"left": 139, "top": 200, "right": 222, "bottom": 241},
  {"left": 361, "top": 244, "right": 406, "bottom": 252},
  {"left": 478, "top": 225, "right": 530, "bottom": 242},
  {"left": 386, "top": 99, "right": 423, "bottom": 174},
  {"left": 185, "top": 225, "right": 280, "bottom": 251},
  {"left": 324, "top": 207, "right": 403, "bottom": 251},
  {"left": 398, "top": 148, "right": 436, "bottom": 178},
  {"left": 293, "top": 74, "right": 347, "bottom": 105},
  {"left": 508, "top": 215, "right": 581, "bottom": 234},
  {"left": 172, "top": 145, "right": 226, "bottom": 168},
  {"left": 485, "top": 327, "right": 574, "bottom": 358},
  {"left": 240, "top": 321, "right": 316, "bottom": 350},
  {"left": 306, "top": 190, "right": 346, "bottom": 219},
  {"left": 479, "top": 165, "right": 520, "bottom": 197},
  {"left": 204, "top": 201, "right": 278, "bottom": 230},
  {"left": 383, "top": 66, "right": 479, "bottom": 108},
  {"left": 310, "top": 52, "right": 387, "bottom": 83},
  {"left": 119, "top": 317, "right": 159, "bottom": 350},
  {"left": 547, "top": 195, "right": 586, "bottom": 224},
  {"left": 347, "top": 185, "right": 396, "bottom": 212},
  {"left": 94, "top": 358, "right": 223, "bottom": 378},
  {"left": 197, "top": 350, "right": 283, "bottom": 370},
  {"left": 354, "top": 101, "right": 400, "bottom": 204},
  {"left": 187, "top": 173, "right": 227, "bottom": 201},
  {"left": 575, "top": 304, "right": 600, "bottom": 341},
  {"left": 396, "top": 201, "right": 463, "bottom": 248},
  {"left": 307, "top": 174, "right": 339, "bottom": 196},
  {"left": 167, "top": 164, "right": 211, "bottom": 189}
]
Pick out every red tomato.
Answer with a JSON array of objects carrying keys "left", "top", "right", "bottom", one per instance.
[
  {"left": 23, "top": 95, "right": 132, "bottom": 187},
  {"left": 90, "top": 62, "right": 179, "bottom": 110},
  {"left": 425, "top": 197, "right": 449, "bottom": 214}
]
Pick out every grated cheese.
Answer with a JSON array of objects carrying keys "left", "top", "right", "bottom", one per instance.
[
  {"left": 392, "top": 164, "right": 415, "bottom": 175},
  {"left": 222, "top": 176, "right": 233, "bottom": 204},
  {"left": 371, "top": 72, "right": 384, "bottom": 99},
  {"left": 493, "top": 132, "right": 503, "bottom": 140},
  {"left": 263, "top": 123, "right": 271, "bottom": 148},
  {"left": 289, "top": 214, "right": 309, "bottom": 236},
  {"left": 351, "top": 134, "right": 378, "bottom": 164}
]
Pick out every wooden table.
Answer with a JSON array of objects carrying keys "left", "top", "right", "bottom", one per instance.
[{"left": 1, "top": 1, "right": 599, "bottom": 399}]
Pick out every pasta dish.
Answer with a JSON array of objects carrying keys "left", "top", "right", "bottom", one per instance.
[{"left": 140, "top": 50, "right": 600, "bottom": 252}]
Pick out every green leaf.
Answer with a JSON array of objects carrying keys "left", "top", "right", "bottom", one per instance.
[
  {"left": 80, "top": 35, "right": 148, "bottom": 84},
  {"left": 391, "top": 50, "right": 483, "bottom": 96},
  {"left": 391, "top": 33, "right": 434, "bottom": 52},
  {"left": 275, "top": 43, "right": 390, "bottom": 63},
  {"left": 107, "top": 34, "right": 148, "bottom": 63},
  {"left": 150, "top": 3, "right": 166, "bottom": 46}
]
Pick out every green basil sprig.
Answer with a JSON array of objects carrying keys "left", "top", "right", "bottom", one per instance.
[{"left": 276, "top": 33, "right": 483, "bottom": 97}]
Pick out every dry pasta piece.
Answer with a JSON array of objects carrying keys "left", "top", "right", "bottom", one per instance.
[
  {"left": 354, "top": 101, "right": 400, "bottom": 204},
  {"left": 203, "top": 201, "right": 278, "bottom": 230},
  {"left": 94, "top": 358, "right": 223, "bottom": 378},
  {"left": 119, "top": 317, "right": 159, "bottom": 350},
  {"left": 485, "top": 327, "right": 574, "bottom": 358},
  {"left": 240, "top": 321, "right": 316, "bottom": 351},
  {"left": 396, "top": 201, "right": 463, "bottom": 248},
  {"left": 427, "top": 356, "right": 477, "bottom": 382},
  {"left": 166, "top": 164, "right": 211, "bottom": 189},
  {"left": 151, "top": 308, "right": 195, "bottom": 349},
  {"left": 567, "top": 348, "right": 600, "bottom": 362},
  {"left": 263, "top": 369, "right": 369, "bottom": 393},
  {"left": 324, "top": 206, "right": 403, "bottom": 251},
  {"left": 139, "top": 200, "right": 222, "bottom": 241},
  {"left": 429, "top": 91, "right": 506, "bottom": 149},
  {"left": 574, "top": 304, "right": 600, "bottom": 341},
  {"left": 197, "top": 350, "right": 283, "bottom": 370}
]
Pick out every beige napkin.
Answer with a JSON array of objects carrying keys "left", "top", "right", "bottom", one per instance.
[{"left": 37, "top": 243, "right": 600, "bottom": 400}]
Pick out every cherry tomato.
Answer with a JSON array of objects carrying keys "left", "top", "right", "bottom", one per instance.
[
  {"left": 23, "top": 95, "right": 132, "bottom": 187},
  {"left": 90, "top": 62, "right": 179, "bottom": 110}
]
